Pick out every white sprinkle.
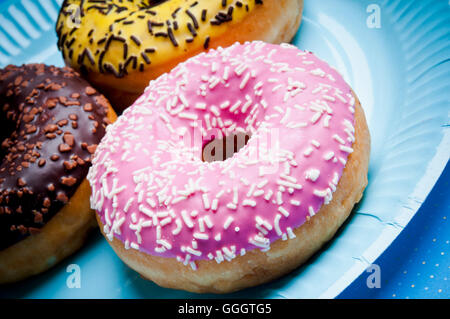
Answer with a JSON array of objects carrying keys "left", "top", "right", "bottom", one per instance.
[
  {"left": 311, "top": 140, "right": 321, "bottom": 148},
  {"left": 246, "top": 184, "right": 256, "bottom": 197},
  {"left": 210, "top": 105, "right": 220, "bottom": 117},
  {"left": 232, "top": 186, "right": 239, "bottom": 204},
  {"left": 278, "top": 206, "right": 290, "bottom": 217},
  {"left": 308, "top": 206, "right": 316, "bottom": 216},
  {"left": 303, "top": 147, "right": 314, "bottom": 156},
  {"left": 256, "top": 216, "right": 272, "bottom": 230},
  {"left": 305, "top": 169, "right": 320, "bottom": 182},
  {"left": 249, "top": 235, "right": 270, "bottom": 248},
  {"left": 203, "top": 215, "right": 213, "bottom": 228},
  {"left": 186, "top": 247, "right": 201, "bottom": 256},
  {"left": 253, "top": 81, "right": 264, "bottom": 90},
  {"left": 280, "top": 174, "right": 297, "bottom": 183},
  {"left": 156, "top": 225, "right": 161, "bottom": 240},
  {"left": 280, "top": 107, "right": 291, "bottom": 124},
  {"left": 324, "top": 151, "right": 335, "bottom": 161},
  {"left": 293, "top": 104, "right": 306, "bottom": 111},
  {"left": 323, "top": 95, "right": 336, "bottom": 102},
  {"left": 310, "top": 68, "right": 326, "bottom": 77},
  {"left": 157, "top": 239, "right": 172, "bottom": 250},
  {"left": 253, "top": 189, "right": 265, "bottom": 197},
  {"left": 204, "top": 114, "right": 212, "bottom": 130},
  {"left": 178, "top": 112, "right": 198, "bottom": 120},
  {"left": 335, "top": 92, "right": 347, "bottom": 103},
  {"left": 159, "top": 113, "right": 170, "bottom": 123},
  {"left": 190, "top": 210, "right": 198, "bottom": 218},
  {"left": 276, "top": 179, "right": 302, "bottom": 190},
  {"left": 274, "top": 214, "right": 282, "bottom": 236},
  {"left": 229, "top": 100, "right": 242, "bottom": 112},
  {"left": 274, "top": 106, "right": 284, "bottom": 114},
  {"left": 257, "top": 179, "right": 269, "bottom": 188},
  {"left": 339, "top": 145, "right": 354, "bottom": 153},
  {"left": 215, "top": 189, "right": 225, "bottom": 198},
  {"left": 220, "top": 101, "right": 230, "bottom": 109},
  {"left": 209, "top": 77, "right": 221, "bottom": 89},
  {"left": 181, "top": 210, "right": 194, "bottom": 228},
  {"left": 223, "top": 216, "right": 234, "bottom": 229},
  {"left": 286, "top": 122, "right": 308, "bottom": 129},
  {"left": 211, "top": 198, "right": 219, "bottom": 211},
  {"left": 159, "top": 216, "right": 172, "bottom": 226},
  {"left": 242, "top": 199, "right": 257, "bottom": 207},
  {"left": 333, "top": 134, "right": 346, "bottom": 145},
  {"left": 286, "top": 227, "right": 296, "bottom": 239},
  {"left": 172, "top": 218, "right": 182, "bottom": 235},
  {"left": 264, "top": 189, "right": 273, "bottom": 201},
  {"left": 202, "top": 193, "right": 210, "bottom": 210},
  {"left": 198, "top": 218, "right": 205, "bottom": 233},
  {"left": 310, "top": 112, "right": 322, "bottom": 124},
  {"left": 171, "top": 196, "right": 187, "bottom": 204},
  {"left": 290, "top": 199, "right": 301, "bottom": 206},
  {"left": 240, "top": 72, "right": 251, "bottom": 89},
  {"left": 260, "top": 99, "right": 268, "bottom": 109},
  {"left": 124, "top": 198, "right": 134, "bottom": 213},
  {"left": 314, "top": 189, "right": 330, "bottom": 198},
  {"left": 195, "top": 102, "right": 206, "bottom": 110},
  {"left": 223, "top": 66, "right": 230, "bottom": 80},
  {"left": 222, "top": 247, "right": 235, "bottom": 260},
  {"left": 323, "top": 115, "right": 332, "bottom": 127},
  {"left": 272, "top": 84, "right": 283, "bottom": 92},
  {"left": 193, "top": 232, "right": 209, "bottom": 240},
  {"left": 183, "top": 253, "right": 191, "bottom": 265},
  {"left": 256, "top": 224, "right": 268, "bottom": 235},
  {"left": 211, "top": 62, "right": 218, "bottom": 73}
]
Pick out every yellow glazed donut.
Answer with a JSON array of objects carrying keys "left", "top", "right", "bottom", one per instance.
[{"left": 56, "top": 0, "right": 304, "bottom": 112}]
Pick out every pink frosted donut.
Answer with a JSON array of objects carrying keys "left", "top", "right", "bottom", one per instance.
[{"left": 88, "top": 41, "right": 370, "bottom": 293}]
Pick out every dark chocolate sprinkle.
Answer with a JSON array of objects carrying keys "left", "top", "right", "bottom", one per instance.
[
  {"left": 185, "top": 9, "right": 199, "bottom": 29},
  {"left": 167, "top": 27, "right": 178, "bottom": 47},
  {"left": 130, "top": 35, "right": 141, "bottom": 46},
  {"left": 141, "top": 52, "right": 151, "bottom": 64},
  {"left": 204, "top": 36, "right": 210, "bottom": 49}
]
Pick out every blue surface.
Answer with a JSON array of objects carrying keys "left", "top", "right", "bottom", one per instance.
[
  {"left": 338, "top": 162, "right": 450, "bottom": 299},
  {"left": 0, "top": 0, "right": 449, "bottom": 298}
]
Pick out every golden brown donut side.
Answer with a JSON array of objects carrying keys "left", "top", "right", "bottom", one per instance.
[
  {"left": 84, "top": 0, "right": 304, "bottom": 112},
  {"left": 97, "top": 93, "right": 370, "bottom": 293},
  {"left": 0, "top": 108, "right": 117, "bottom": 284}
]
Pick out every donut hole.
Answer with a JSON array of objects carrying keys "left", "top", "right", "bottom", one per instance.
[{"left": 202, "top": 132, "right": 251, "bottom": 163}]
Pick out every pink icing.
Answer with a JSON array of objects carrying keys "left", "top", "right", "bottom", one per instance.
[{"left": 87, "top": 41, "right": 356, "bottom": 270}]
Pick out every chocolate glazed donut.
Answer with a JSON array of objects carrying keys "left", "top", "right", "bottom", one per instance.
[{"left": 0, "top": 64, "right": 117, "bottom": 283}]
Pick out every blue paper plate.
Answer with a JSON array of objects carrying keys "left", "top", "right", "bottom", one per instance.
[{"left": 0, "top": 0, "right": 448, "bottom": 299}]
